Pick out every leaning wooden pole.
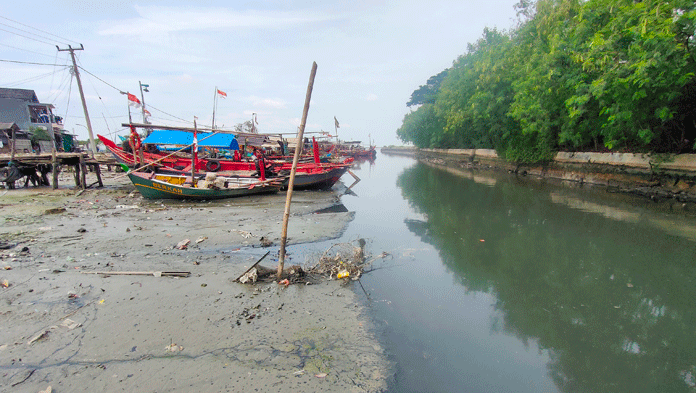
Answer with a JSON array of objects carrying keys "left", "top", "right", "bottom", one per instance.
[{"left": 278, "top": 62, "right": 318, "bottom": 279}]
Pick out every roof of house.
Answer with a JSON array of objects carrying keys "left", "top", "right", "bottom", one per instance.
[
  {"left": 0, "top": 122, "right": 20, "bottom": 131},
  {"left": 0, "top": 88, "right": 39, "bottom": 103}
]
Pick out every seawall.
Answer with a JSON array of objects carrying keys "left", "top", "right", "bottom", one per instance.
[{"left": 381, "top": 147, "right": 696, "bottom": 203}]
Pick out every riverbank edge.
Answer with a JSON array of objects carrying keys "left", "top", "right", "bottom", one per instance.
[{"left": 381, "top": 146, "right": 696, "bottom": 203}]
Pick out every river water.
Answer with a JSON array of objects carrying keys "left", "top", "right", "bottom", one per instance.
[{"left": 297, "top": 152, "right": 696, "bottom": 392}]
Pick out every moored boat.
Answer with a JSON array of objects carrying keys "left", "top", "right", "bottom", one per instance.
[{"left": 127, "top": 171, "right": 282, "bottom": 200}]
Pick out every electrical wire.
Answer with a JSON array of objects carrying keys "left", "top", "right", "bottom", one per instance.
[
  {"left": 0, "top": 16, "right": 80, "bottom": 46},
  {"left": 3, "top": 68, "right": 69, "bottom": 87},
  {"left": 0, "top": 42, "right": 56, "bottom": 58},
  {"left": 0, "top": 20, "right": 70, "bottom": 47},
  {"left": 77, "top": 66, "right": 123, "bottom": 93},
  {"left": 0, "top": 58, "right": 64, "bottom": 66},
  {"left": 0, "top": 27, "right": 56, "bottom": 46}
]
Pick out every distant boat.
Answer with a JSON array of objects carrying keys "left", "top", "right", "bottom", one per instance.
[{"left": 127, "top": 171, "right": 281, "bottom": 200}]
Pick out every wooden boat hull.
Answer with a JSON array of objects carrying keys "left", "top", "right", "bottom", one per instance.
[
  {"left": 288, "top": 166, "right": 349, "bottom": 190},
  {"left": 128, "top": 172, "right": 280, "bottom": 200}
]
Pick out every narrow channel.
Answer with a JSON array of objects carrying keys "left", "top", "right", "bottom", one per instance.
[{"left": 296, "top": 151, "right": 696, "bottom": 393}]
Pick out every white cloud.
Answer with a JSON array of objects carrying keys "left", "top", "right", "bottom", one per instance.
[
  {"left": 99, "top": 6, "right": 340, "bottom": 36},
  {"left": 249, "top": 96, "right": 286, "bottom": 109}
]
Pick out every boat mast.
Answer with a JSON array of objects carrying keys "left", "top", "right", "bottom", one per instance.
[
  {"left": 211, "top": 86, "right": 217, "bottom": 130},
  {"left": 191, "top": 118, "right": 198, "bottom": 185}
]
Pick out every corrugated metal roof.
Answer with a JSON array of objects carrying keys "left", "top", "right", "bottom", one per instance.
[{"left": 0, "top": 88, "right": 38, "bottom": 102}]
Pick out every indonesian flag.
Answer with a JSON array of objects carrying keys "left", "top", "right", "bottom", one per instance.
[
  {"left": 143, "top": 109, "right": 152, "bottom": 119},
  {"left": 334, "top": 116, "right": 340, "bottom": 129},
  {"left": 127, "top": 93, "right": 141, "bottom": 108},
  {"left": 217, "top": 89, "right": 227, "bottom": 98}
]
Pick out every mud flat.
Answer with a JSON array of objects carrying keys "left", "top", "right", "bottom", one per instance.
[{"left": 0, "top": 171, "right": 388, "bottom": 392}]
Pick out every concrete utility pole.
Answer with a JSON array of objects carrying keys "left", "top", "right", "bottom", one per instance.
[{"left": 57, "top": 44, "right": 97, "bottom": 156}]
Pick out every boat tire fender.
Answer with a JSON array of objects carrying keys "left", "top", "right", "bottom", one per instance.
[{"left": 206, "top": 160, "right": 221, "bottom": 172}]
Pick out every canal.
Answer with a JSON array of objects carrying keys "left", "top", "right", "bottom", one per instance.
[{"left": 305, "top": 151, "right": 696, "bottom": 392}]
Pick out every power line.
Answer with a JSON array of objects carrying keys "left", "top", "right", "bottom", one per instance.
[
  {"left": 77, "top": 65, "right": 123, "bottom": 93},
  {"left": 0, "top": 42, "right": 57, "bottom": 58},
  {"left": 0, "top": 15, "right": 80, "bottom": 46},
  {"left": 0, "top": 58, "right": 64, "bottom": 66},
  {"left": 0, "top": 20, "right": 70, "bottom": 47},
  {"left": 3, "top": 68, "right": 69, "bottom": 87},
  {"left": 0, "top": 26, "right": 56, "bottom": 46}
]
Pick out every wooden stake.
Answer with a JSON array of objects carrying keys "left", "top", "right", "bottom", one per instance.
[{"left": 278, "top": 62, "right": 318, "bottom": 279}]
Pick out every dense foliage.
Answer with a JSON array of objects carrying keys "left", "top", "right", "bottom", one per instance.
[{"left": 397, "top": 0, "right": 696, "bottom": 163}]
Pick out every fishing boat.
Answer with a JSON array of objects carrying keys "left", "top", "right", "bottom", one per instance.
[
  {"left": 127, "top": 171, "right": 281, "bottom": 200},
  {"left": 100, "top": 131, "right": 353, "bottom": 190}
]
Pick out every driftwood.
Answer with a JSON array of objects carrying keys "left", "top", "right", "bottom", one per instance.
[
  {"left": 234, "top": 251, "right": 270, "bottom": 282},
  {"left": 82, "top": 271, "right": 191, "bottom": 277}
]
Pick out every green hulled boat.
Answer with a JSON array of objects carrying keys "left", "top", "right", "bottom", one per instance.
[{"left": 127, "top": 171, "right": 281, "bottom": 200}]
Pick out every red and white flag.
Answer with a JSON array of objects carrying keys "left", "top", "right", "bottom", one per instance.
[
  {"left": 217, "top": 89, "right": 227, "bottom": 98},
  {"left": 143, "top": 109, "right": 151, "bottom": 119},
  {"left": 127, "top": 93, "right": 141, "bottom": 108}
]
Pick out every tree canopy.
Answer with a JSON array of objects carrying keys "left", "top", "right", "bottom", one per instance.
[{"left": 397, "top": 0, "right": 696, "bottom": 163}]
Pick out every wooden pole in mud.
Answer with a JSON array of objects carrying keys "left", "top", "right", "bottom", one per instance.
[{"left": 278, "top": 62, "right": 317, "bottom": 279}]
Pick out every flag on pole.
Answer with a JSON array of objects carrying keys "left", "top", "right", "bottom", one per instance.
[
  {"left": 217, "top": 89, "right": 227, "bottom": 98},
  {"left": 334, "top": 116, "right": 340, "bottom": 129},
  {"left": 127, "top": 93, "right": 141, "bottom": 108},
  {"left": 143, "top": 109, "right": 151, "bottom": 119}
]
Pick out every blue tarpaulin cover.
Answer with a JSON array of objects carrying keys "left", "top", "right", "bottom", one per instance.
[{"left": 143, "top": 130, "right": 239, "bottom": 150}]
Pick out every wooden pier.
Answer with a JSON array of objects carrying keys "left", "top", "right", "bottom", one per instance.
[{"left": 0, "top": 152, "right": 119, "bottom": 190}]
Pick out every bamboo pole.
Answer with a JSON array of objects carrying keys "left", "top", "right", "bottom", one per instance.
[
  {"left": 47, "top": 108, "right": 58, "bottom": 190},
  {"left": 278, "top": 62, "right": 317, "bottom": 279},
  {"left": 10, "top": 127, "right": 15, "bottom": 162}
]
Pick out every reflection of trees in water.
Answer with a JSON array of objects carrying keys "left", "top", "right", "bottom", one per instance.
[{"left": 397, "top": 163, "right": 696, "bottom": 392}]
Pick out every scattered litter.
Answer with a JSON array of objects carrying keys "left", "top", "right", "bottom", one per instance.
[
  {"left": 28, "top": 330, "right": 49, "bottom": 345},
  {"left": 315, "top": 373, "right": 327, "bottom": 378},
  {"left": 278, "top": 279, "right": 290, "bottom": 287},
  {"left": 77, "top": 228, "right": 87, "bottom": 233},
  {"left": 627, "top": 283, "right": 634, "bottom": 288},
  {"left": 39, "top": 385, "right": 52, "bottom": 393},
  {"left": 3, "top": 266, "right": 11, "bottom": 270},
  {"left": 116, "top": 204, "right": 138, "bottom": 209},
  {"left": 39, "top": 226, "right": 52, "bottom": 231},
  {"left": 1, "top": 279, "right": 9, "bottom": 288},
  {"left": 239, "top": 268, "right": 258, "bottom": 284},
  {"left": 60, "top": 318, "right": 82, "bottom": 330},
  {"left": 195, "top": 236, "right": 207, "bottom": 244},
  {"left": 293, "top": 369, "right": 306, "bottom": 375},
  {"left": 98, "top": 299, "right": 105, "bottom": 304},
  {"left": 232, "top": 229, "right": 253, "bottom": 238},
  {"left": 176, "top": 239, "right": 190, "bottom": 250},
  {"left": 307, "top": 239, "right": 369, "bottom": 280},
  {"left": 165, "top": 343, "right": 183, "bottom": 352}
]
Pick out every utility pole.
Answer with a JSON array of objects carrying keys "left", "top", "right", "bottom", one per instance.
[{"left": 57, "top": 44, "right": 97, "bottom": 156}]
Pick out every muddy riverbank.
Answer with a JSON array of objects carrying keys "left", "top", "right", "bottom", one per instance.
[{"left": 0, "top": 171, "right": 388, "bottom": 392}]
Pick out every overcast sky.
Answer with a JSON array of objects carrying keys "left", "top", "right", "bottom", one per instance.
[{"left": 1, "top": 0, "right": 520, "bottom": 146}]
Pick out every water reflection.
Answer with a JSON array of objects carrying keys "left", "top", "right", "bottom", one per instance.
[{"left": 395, "top": 163, "right": 696, "bottom": 392}]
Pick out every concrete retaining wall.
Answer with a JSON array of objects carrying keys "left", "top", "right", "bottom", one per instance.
[{"left": 380, "top": 147, "right": 696, "bottom": 200}]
